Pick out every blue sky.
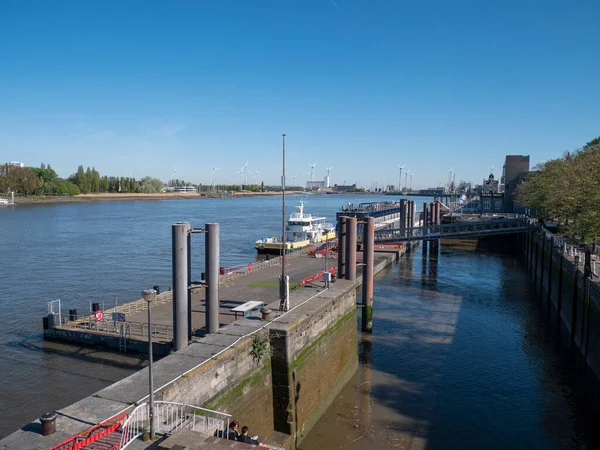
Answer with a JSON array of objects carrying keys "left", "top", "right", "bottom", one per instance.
[{"left": 1, "top": 0, "right": 599, "bottom": 189}]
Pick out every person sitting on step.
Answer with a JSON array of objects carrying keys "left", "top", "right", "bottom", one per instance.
[
  {"left": 237, "top": 425, "right": 267, "bottom": 447},
  {"left": 227, "top": 420, "right": 240, "bottom": 440}
]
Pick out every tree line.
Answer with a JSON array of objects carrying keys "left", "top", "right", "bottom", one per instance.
[
  {"left": 0, "top": 163, "right": 166, "bottom": 196},
  {"left": 516, "top": 136, "right": 600, "bottom": 244}
]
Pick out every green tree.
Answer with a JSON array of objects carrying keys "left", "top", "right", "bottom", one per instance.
[
  {"left": 76, "top": 165, "right": 90, "bottom": 193},
  {"left": 91, "top": 167, "right": 100, "bottom": 193},
  {"left": 516, "top": 141, "right": 600, "bottom": 243},
  {"left": 29, "top": 165, "right": 58, "bottom": 183},
  {"left": 139, "top": 176, "right": 165, "bottom": 193}
]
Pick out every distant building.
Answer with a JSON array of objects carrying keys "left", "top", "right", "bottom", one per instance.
[
  {"left": 165, "top": 185, "right": 197, "bottom": 193},
  {"left": 481, "top": 173, "right": 499, "bottom": 194},
  {"left": 6, "top": 161, "right": 24, "bottom": 168},
  {"left": 502, "top": 155, "right": 530, "bottom": 214},
  {"left": 332, "top": 184, "right": 356, "bottom": 192},
  {"left": 306, "top": 180, "right": 325, "bottom": 190},
  {"left": 460, "top": 155, "right": 529, "bottom": 214},
  {"left": 418, "top": 187, "right": 447, "bottom": 196}
]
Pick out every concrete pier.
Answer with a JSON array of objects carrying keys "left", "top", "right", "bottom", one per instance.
[{"left": 15, "top": 245, "right": 412, "bottom": 450}]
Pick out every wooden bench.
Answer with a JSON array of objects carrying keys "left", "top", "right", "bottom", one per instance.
[{"left": 231, "top": 301, "right": 264, "bottom": 320}]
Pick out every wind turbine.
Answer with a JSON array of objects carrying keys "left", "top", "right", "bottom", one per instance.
[
  {"left": 211, "top": 165, "right": 221, "bottom": 190},
  {"left": 309, "top": 161, "right": 318, "bottom": 182},
  {"left": 238, "top": 167, "right": 245, "bottom": 186},
  {"left": 293, "top": 175, "right": 298, "bottom": 186},
  {"left": 243, "top": 160, "right": 250, "bottom": 185},
  {"left": 410, "top": 172, "right": 414, "bottom": 190},
  {"left": 252, "top": 170, "right": 259, "bottom": 180},
  {"left": 404, "top": 168, "right": 410, "bottom": 192},
  {"left": 397, "top": 164, "right": 405, "bottom": 191},
  {"left": 173, "top": 166, "right": 181, "bottom": 186},
  {"left": 325, "top": 165, "right": 333, "bottom": 188}
]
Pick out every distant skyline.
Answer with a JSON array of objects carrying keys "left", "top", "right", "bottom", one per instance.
[{"left": 1, "top": 1, "right": 599, "bottom": 189}]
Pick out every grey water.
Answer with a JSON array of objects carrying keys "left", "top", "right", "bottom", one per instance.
[
  {"left": 300, "top": 242, "right": 600, "bottom": 449},
  {"left": 0, "top": 193, "right": 397, "bottom": 438}
]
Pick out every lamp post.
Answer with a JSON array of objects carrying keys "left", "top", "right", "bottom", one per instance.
[
  {"left": 280, "top": 133, "right": 289, "bottom": 311},
  {"left": 141, "top": 288, "right": 157, "bottom": 440}
]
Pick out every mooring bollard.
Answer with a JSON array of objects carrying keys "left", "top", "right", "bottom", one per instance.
[
  {"left": 40, "top": 412, "right": 57, "bottom": 436},
  {"left": 261, "top": 307, "right": 271, "bottom": 321}
]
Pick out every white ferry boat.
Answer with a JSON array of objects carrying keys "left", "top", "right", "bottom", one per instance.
[
  {"left": 0, "top": 198, "right": 9, "bottom": 206},
  {"left": 255, "top": 201, "right": 336, "bottom": 254}
]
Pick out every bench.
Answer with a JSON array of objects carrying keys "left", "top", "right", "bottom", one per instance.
[{"left": 231, "top": 301, "right": 264, "bottom": 320}]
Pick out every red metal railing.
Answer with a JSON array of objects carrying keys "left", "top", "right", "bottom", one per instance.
[
  {"left": 299, "top": 266, "right": 338, "bottom": 287},
  {"left": 49, "top": 412, "right": 129, "bottom": 450}
]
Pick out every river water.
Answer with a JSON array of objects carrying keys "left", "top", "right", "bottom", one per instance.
[
  {"left": 300, "top": 242, "right": 600, "bottom": 449},
  {"left": 1, "top": 195, "right": 599, "bottom": 447}
]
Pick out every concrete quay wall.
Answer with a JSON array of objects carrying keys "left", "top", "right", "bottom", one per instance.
[{"left": 521, "top": 230, "right": 600, "bottom": 380}]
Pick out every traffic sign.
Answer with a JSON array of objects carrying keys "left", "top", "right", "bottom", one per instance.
[{"left": 94, "top": 310, "right": 104, "bottom": 322}]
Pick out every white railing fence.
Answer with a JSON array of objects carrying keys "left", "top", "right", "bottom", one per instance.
[{"left": 119, "top": 401, "right": 230, "bottom": 449}]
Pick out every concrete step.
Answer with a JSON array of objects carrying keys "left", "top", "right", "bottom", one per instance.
[{"left": 158, "top": 429, "right": 286, "bottom": 450}]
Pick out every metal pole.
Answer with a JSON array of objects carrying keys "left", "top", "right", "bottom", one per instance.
[
  {"left": 147, "top": 302, "right": 154, "bottom": 440},
  {"left": 362, "top": 217, "right": 374, "bottom": 332},
  {"left": 345, "top": 217, "right": 357, "bottom": 281},
  {"left": 337, "top": 216, "right": 347, "bottom": 279},
  {"left": 172, "top": 222, "right": 190, "bottom": 351},
  {"left": 325, "top": 233, "right": 329, "bottom": 274},
  {"left": 187, "top": 230, "right": 192, "bottom": 340},
  {"left": 400, "top": 199, "right": 406, "bottom": 231},
  {"left": 205, "top": 223, "right": 220, "bottom": 334},
  {"left": 280, "top": 133, "right": 288, "bottom": 311}
]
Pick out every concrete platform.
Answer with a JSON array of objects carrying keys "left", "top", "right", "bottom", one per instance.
[{"left": 46, "top": 254, "right": 380, "bottom": 353}]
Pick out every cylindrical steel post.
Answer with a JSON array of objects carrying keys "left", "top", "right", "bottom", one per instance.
[
  {"left": 187, "top": 231, "right": 192, "bottom": 340},
  {"left": 345, "top": 217, "right": 357, "bottom": 281},
  {"left": 399, "top": 199, "right": 406, "bottom": 230},
  {"left": 205, "top": 223, "right": 220, "bottom": 334},
  {"left": 172, "top": 222, "right": 190, "bottom": 350},
  {"left": 362, "top": 217, "right": 375, "bottom": 332},
  {"left": 40, "top": 413, "right": 57, "bottom": 436},
  {"left": 422, "top": 203, "right": 429, "bottom": 235},
  {"left": 337, "top": 216, "right": 347, "bottom": 279},
  {"left": 540, "top": 232, "right": 545, "bottom": 298},
  {"left": 147, "top": 301, "right": 155, "bottom": 439}
]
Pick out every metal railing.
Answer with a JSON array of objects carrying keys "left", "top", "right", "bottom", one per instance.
[
  {"left": 372, "top": 218, "right": 535, "bottom": 243},
  {"left": 119, "top": 401, "right": 231, "bottom": 449},
  {"left": 219, "top": 249, "right": 304, "bottom": 284},
  {"left": 535, "top": 226, "right": 599, "bottom": 278},
  {"left": 58, "top": 312, "right": 174, "bottom": 341},
  {"left": 50, "top": 412, "right": 129, "bottom": 450}
]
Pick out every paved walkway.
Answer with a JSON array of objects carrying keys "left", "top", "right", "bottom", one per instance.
[{"left": 125, "top": 255, "right": 343, "bottom": 337}]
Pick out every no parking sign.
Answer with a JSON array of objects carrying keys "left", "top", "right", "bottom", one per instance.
[{"left": 94, "top": 310, "right": 104, "bottom": 322}]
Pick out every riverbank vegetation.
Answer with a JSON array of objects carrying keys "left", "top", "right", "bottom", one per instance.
[
  {"left": 0, "top": 162, "right": 309, "bottom": 198},
  {"left": 516, "top": 137, "right": 600, "bottom": 244},
  {"left": 0, "top": 163, "right": 172, "bottom": 197}
]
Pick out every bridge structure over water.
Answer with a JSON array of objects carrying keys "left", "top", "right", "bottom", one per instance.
[{"left": 368, "top": 217, "right": 537, "bottom": 244}]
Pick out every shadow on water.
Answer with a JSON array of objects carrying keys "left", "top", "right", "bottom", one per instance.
[{"left": 300, "top": 239, "right": 600, "bottom": 450}]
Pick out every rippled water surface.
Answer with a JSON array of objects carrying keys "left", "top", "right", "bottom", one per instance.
[
  {"left": 300, "top": 243, "right": 600, "bottom": 449},
  {"left": 0, "top": 194, "right": 400, "bottom": 438}
]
